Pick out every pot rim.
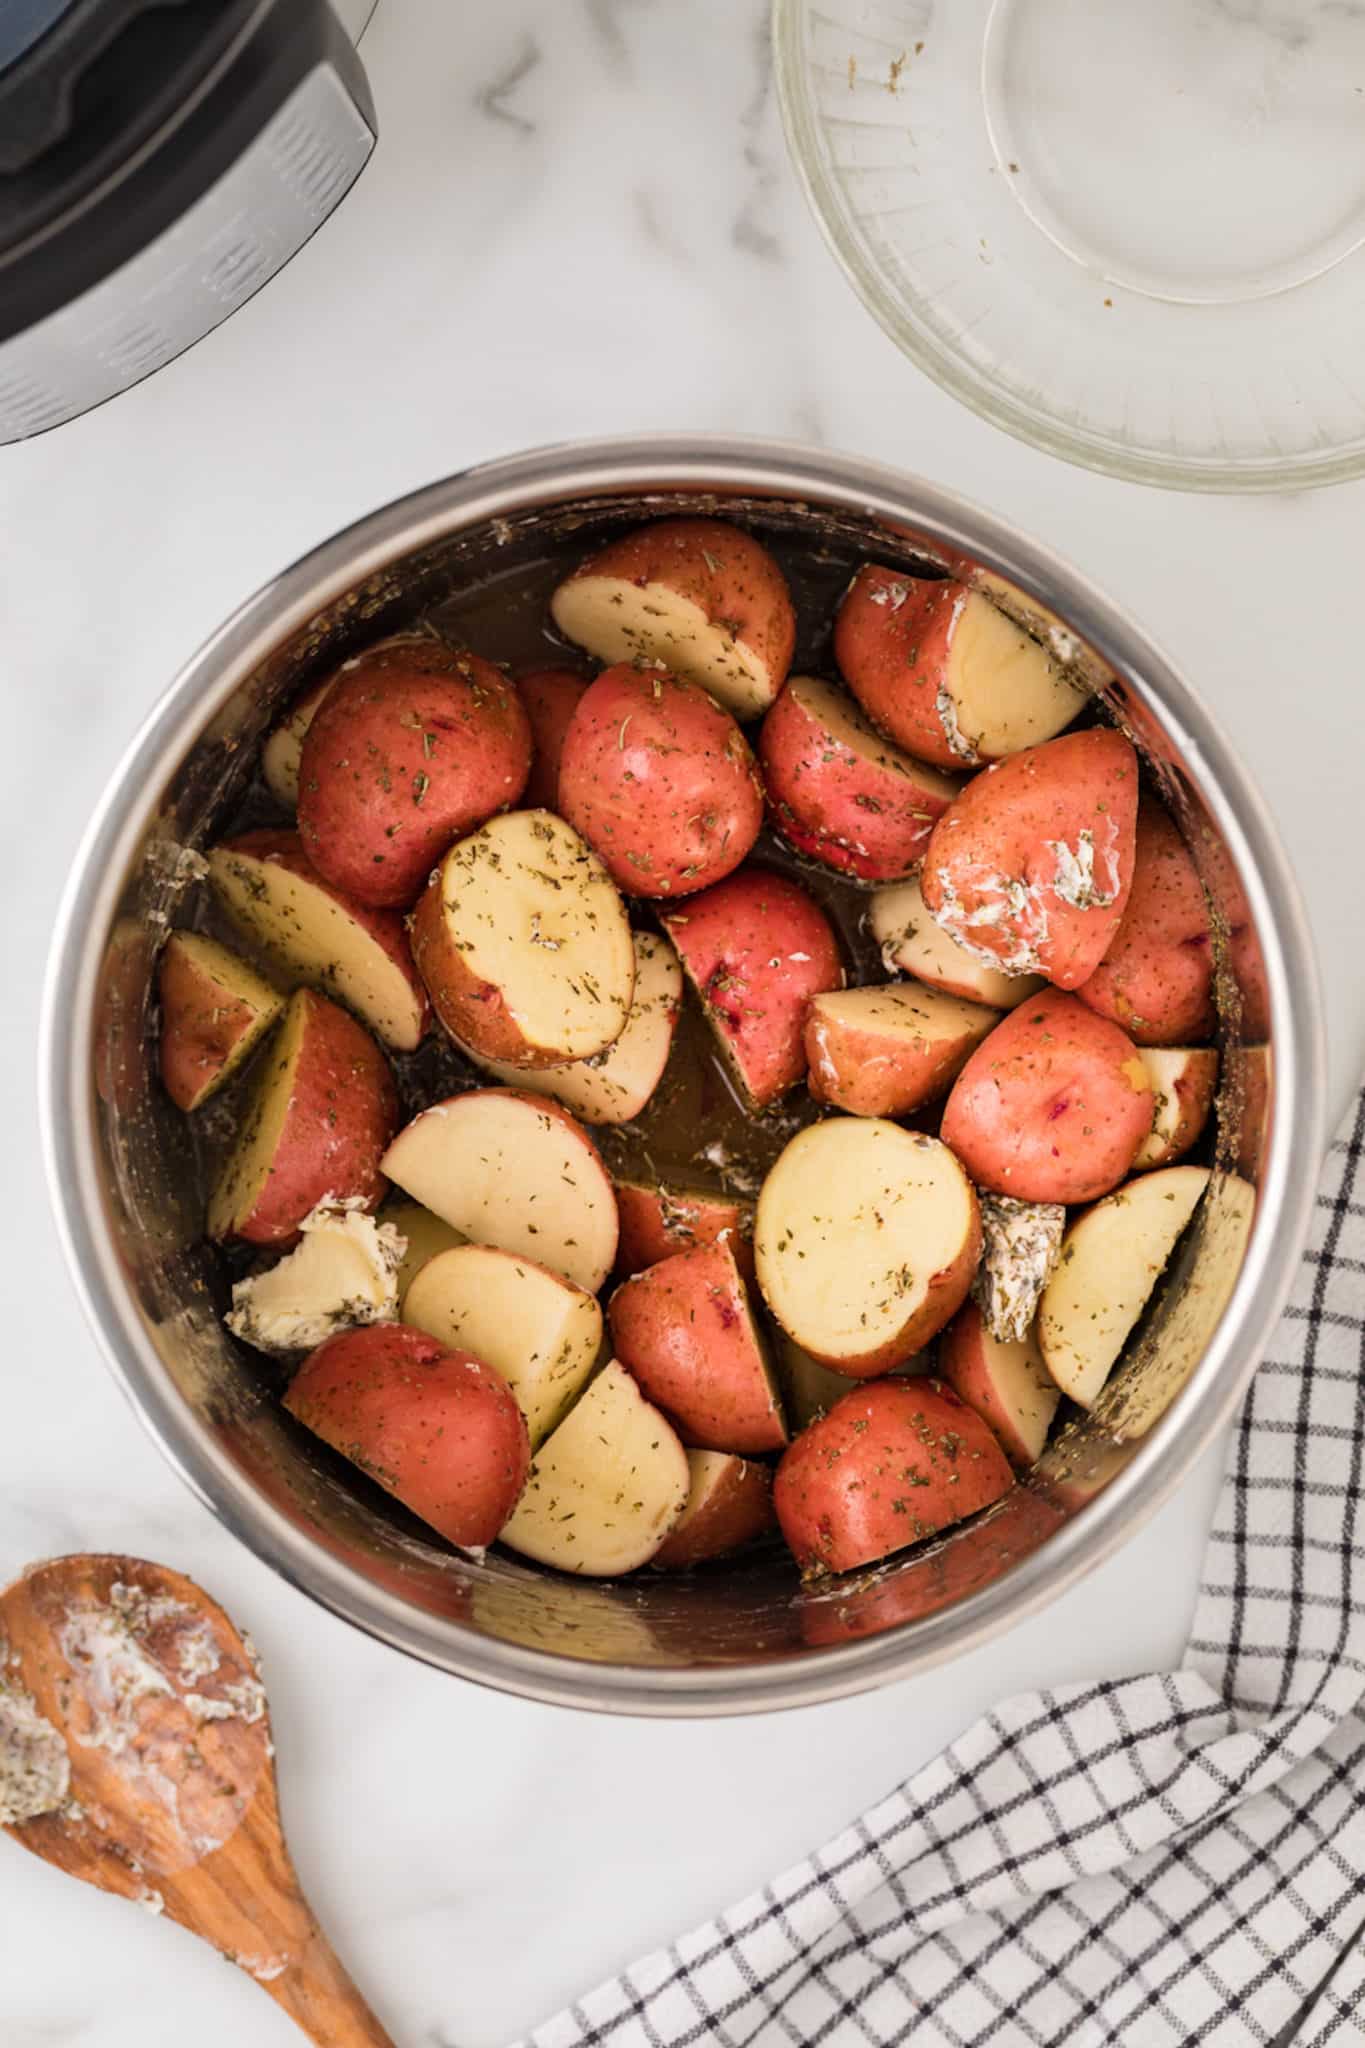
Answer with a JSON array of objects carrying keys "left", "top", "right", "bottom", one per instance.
[{"left": 38, "top": 434, "right": 1327, "bottom": 1715}]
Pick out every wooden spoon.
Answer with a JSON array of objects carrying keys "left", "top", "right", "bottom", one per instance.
[{"left": 0, "top": 1554, "right": 395, "bottom": 2046}]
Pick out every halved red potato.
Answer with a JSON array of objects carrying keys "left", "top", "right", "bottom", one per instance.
[
  {"left": 971, "top": 1192, "right": 1065, "bottom": 1341},
  {"left": 1038, "top": 1165, "right": 1211, "bottom": 1408},
  {"left": 608, "top": 1239, "right": 787, "bottom": 1454},
  {"left": 661, "top": 867, "right": 843, "bottom": 1110},
  {"left": 758, "top": 674, "right": 961, "bottom": 883},
  {"left": 157, "top": 931, "right": 283, "bottom": 1112},
  {"left": 834, "top": 568, "right": 1086, "bottom": 769},
  {"left": 941, "top": 990, "right": 1154, "bottom": 1204},
  {"left": 557, "top": 662, "right": 763, "bottom": 897},
  {"left": 208, "top": 829, "right": 429, "bottom": 1052},
  {"left": 775, "top": 1333, "right": 928, "bottom": 1430},
  {"left": 404, "top": 1244, "right": 602, "bottom": 1447},
  {"left": 755, "top": 1120, "right": 980, "bottom": 1375},
  {"left": 773, "top": 1377, "right": 1014, "bottom": 1574},
  {"left": 261, "top": 674, "right": 335, "bottom": 808},
  {"left": 1075, "top": 800, "right": 1214, "bottom": 1044},
  {"left": 297, "top": 639, "right": 531, "bottom": 907},
  {"left": 652, "top": 1453, "right": 775, "bottom": 1569},
  {"left": 869, "top": 872, "right": 1044, "bottom": 1009},
  {"left": 500, "top": 1359, "right": 689, "bottom": 1575},
  {"left": 1133, "top": 1046, "right": 1220, "bottom": 1170},
  {"left": 410, "top": 810, "right": 635, "bottom": 1067},
  {"left": 921, "top": 729, "right": 1139, "bottom": 989},
  {"left": 285, "top": 1324, "right": 529, "bottom": 1549},
  {"left": 207, "top": 990, "right": 397, "bottom": 1246},
  {"left": 614, "top": 1179, "right": 753, "bottom": 1279},
  {"left": 940, "top": 1302, "right": 1060, "bottom": 1468},
  {"left": 226, "top": 1200, "right": 404, "bottom": 1354},
  {"left": 804, "top": 982, "right": 998, "bottom": 1117},
  {"left": 517, "top": 667, "right": 588, "bottom": 810},
  {"left": 381, "top": 1089, "right": 618, "bottom": 1293},
  {"left": 550, "top": 517, "right": 795, "bottom": 718},
  {"left": 384, "top": 1199, "right": 466, "bottom": 1304},
  {"left": 463, "top": 929, "right": 681, "bottom": 1124}
]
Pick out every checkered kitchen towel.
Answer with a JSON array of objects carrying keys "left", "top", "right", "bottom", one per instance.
[{"left": 525, "top": 1089, "right": 1365, "bottom": 2048}]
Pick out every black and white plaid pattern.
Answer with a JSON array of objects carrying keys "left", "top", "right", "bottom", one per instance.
[{"left": 523, "top": 1091, "right": 1365, "bottom": 2048}]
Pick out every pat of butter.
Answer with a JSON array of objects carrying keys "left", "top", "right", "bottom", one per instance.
[{"left": 227, "top": 1199, "right": 405, "bottom": 1355}]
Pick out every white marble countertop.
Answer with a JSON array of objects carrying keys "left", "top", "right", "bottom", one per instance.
[{"left": 2, "top": 4, "right": 1362, "bottom": 2043}]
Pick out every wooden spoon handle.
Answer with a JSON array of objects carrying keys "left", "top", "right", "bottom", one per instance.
[{"left": 257, "top": 1913, "right": 398, "bottom": 2047}]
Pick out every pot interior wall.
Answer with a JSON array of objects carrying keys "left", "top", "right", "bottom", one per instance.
[{"left": 85, "top": 485, "right": 1270, "bottom": 1674}]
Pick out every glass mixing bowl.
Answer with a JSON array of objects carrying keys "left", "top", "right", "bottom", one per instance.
[{"left": 774, "top": 0, "right": 1365, "bottom": 490}]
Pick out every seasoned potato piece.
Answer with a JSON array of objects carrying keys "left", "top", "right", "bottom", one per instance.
[
  {"left": 411, "top": 810, "right": 635, "bottom": 1067},
  {"left": 157, "top": 931, "right": 282, "bottom": 1111}
]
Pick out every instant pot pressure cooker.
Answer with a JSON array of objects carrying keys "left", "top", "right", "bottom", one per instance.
[{"left": 0, "top": 0, "right": 377, "bottom": 444}]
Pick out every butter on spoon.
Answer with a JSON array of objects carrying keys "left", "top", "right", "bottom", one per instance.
[{"left": 0, "top": 1555, "right": 394, "bottom": 2046}]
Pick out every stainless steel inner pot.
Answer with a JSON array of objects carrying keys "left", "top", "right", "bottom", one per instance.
[{"left": 40, "top": 437, "right": 1325, "bottom": 1715}]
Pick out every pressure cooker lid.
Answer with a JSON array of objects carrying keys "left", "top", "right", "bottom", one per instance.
[{"left": 0, "top": 0, "right": 376, "bottom": 440}]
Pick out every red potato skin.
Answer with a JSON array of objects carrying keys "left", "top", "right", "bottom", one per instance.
[
  {"left": 559, "top": 517, "right": 795, "bottom": 695},
  {"left": 609, "top": 1240, "right": 787, "bottom": 1454},
  {"left": 661, "top": 868, "right": 843, "bottom": 1108},
  {"left": 941, "top": 989, "right": 1154, "bottom": 1204},
  {"left": 614, "top": 1181, "right": 754, "bottom": 1281},
  {"left": 773, "top": 1378, "right": 1014, "bottom": 1574},
  {"left": 758, "top": 680, "right": 960, "bottom": 883},
  {"left": 297, "top": 640, "right": 532, "bottom": 907},
  {"left": 557, "top": 663, "right": 763, "bottom": 896},
  {"left": 285, "top": 1324, "right": 529, "bottom": 1548},
  {"left": 226, "top": 990, "right": 399, "bottom": 1245},
  {"left": 517, "top": 667, "right": 589, "bottom": 810},
  {"left": 921, "top": 729, "right": 1140, "bottom": 991},
  {"left": 803, "top": 994, "right": 995, "bottom": 1117},
  {"left": 652, "top": 1457, "right": 775, "bottom": 1569},
  {"left": 1076, "top": 801, "right": 1215, "bottom": 1044},
  {"left": 157, "top": 938, "right": 277, "bottom": 1112},
  {"left": 834, "top": 569, "right": 977, "bottom": 769},
  {"left": 217, "top": 828, "right": 431, "bottom": 1039},
  {"left": 940, "top": 1303, "right": 1044, "bottom": 1469}
]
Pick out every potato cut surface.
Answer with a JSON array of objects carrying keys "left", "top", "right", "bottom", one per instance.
[
  {"left": 381, "top": 1089, "right": 618, "bottom": 1294},
  {"left": 946, "top": 590, "right": 1088, "bottom": 760},
  {"left": 209, "top": 833, "right": 427, "bottom": 1051},
  {"left": 755, "top": 1119, "right": 979, "bottom": 1372},
  {"left": 1039, "top": 1165, "right": 1212, "bottom": 1408},
  {"left": 465, "top": 929, "right": 681, "bottom": 1124},
  {"left": 404, "top": 1243, "right": 602, "bottom": 1447},
  {"left": 384, "top": 1200, "right": 467, "bottom": 1305},
  {"left": 500, "top": 1360, "right": 689, "bottom": 1575},
  {"left": 414, "top": 809, "right": 634, "bottom": 1064},
  {"left": 1134, "top": 1047, "right": 1220, "bottom": 1169},
  {"left": 870, "top": 873, "right": 1044, "bottom": 1008},
  {"left": 805, "top": 981, "right": 998, "bottom": 1117}
]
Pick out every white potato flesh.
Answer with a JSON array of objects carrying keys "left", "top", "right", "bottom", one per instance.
[
  {"left": 208, "top": 841, "right": 425, "bottom": 1051},
  {"left": 755, "top": 1120, "right": 977, "bottom": 1370},
  {"left": 465, "top": 930, "right": 681, "bottom": 1125},
  {"left": 870, "top": 873, "right": 1044, "bottom": 1008},
  {"left": 551, "top": 576, "right": 776, "bottom": 717},
  {"left": 226, "top": 1200, "right": 402, "bottom": 1354},
  {"left": 946, "top": 592, "right": 1089, "bottom": 760},
  {"left": 807, "top": 982, "right": 998, "bottom": 1076},
  {"left": 1038, "top": 1165, "right": 1212, "bottom": 1409},
  {"left": 206, "top": 996, "right": 306, "bottom": 1238},
  {"left": 1133, "top": 1047, "right": 1220, "bottom": 1170},
  {"left": 260, "top": 677, "right": 334, "bottom": 807},
  {"left": 404, "top": 1244, "right": 602, "bottom": 1448},
  {"left": 380, "top": 1090, "right": 618, "bottom": 1294},
  {"left": 432, "top": 810, "right": 635, "bottom": 1063},
  {"left": 499, "top": 1360, "right": 689, "bottom": 1575},
  {"left": 383, "top": 1199, "right": 467, "bottom": 1305},
  {"left": 959, "top": 1322, "right": 1060, "bottom": 1465}
]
